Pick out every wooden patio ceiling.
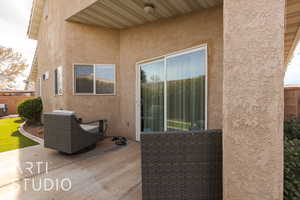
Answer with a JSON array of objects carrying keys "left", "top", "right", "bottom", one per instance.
[
  {"left": 285, "top": 0, "right": 300, "bottom": 65},
  {"left": 67, "top": 0, "right": 222, "bottom": 29}
]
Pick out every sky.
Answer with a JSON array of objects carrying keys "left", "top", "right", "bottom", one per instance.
[
  {"left": 0, "top": 0, "right": 36, "bottom": 89},
  {"left": 285, "top": 42, "right": 300, "bottom": 85},
  {"left": 0, "top": 0, "right": 299, "bottom": 89}
]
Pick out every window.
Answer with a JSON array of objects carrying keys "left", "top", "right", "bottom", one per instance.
[
  {"left": 74, "top": 64, "right": 116, "bottom": 95},
  {"left": 54, "top": 66, "right": 63, "bottom": 95}
]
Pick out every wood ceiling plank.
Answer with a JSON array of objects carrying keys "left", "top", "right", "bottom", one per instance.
[
  {"left": 286, "top": 15, "right": 300, "bottom": 25},
  {"left": 185, "top": 0, "right": 202, "bottom": 10},
  {"left": 86, "top": 6, "right": 125, "bottom": 28},
  {"left": 100, "top": 0, "right": 145, "bottom": 24},
  {"left": 110, "top": 0, "right": 149, "bottom": 22},
  {"left": 285, "top": 36, "right": 296, "bottom": 43},
  {"left": 94, "top": 2, "right": 137, "bottom": 26},
  {"left": 286, "top": 2, "right": 300, "bottom": 15},
  {"left": 196, "top": 0, "right": 211, "bottom": 9},
  {"left": 202, "top": 0, "right": 217, "bottom": 7},
  {"left": 285, "top": 24, "right": 298, "bottom": 34},
  {"left": 169, "top": 0, "right": 192, "bottom": 14},
  {"left": 163, "top": 0, "right": 185, "bottom": 14},
  {"left": 68, "top": 15, "right": 94, "bottom": 26},
  {"left": 173, "top": 0, "right": 193, "bottom": 13},
  {"left": 78, "top": 12, "right": 111, "bottom": 28},
  {"left": 154, "top": 0, "right": 179, "bottom": 16}
]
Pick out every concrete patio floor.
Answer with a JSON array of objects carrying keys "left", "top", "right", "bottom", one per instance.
[{"left": 0, "top": 139, "right": 141, "bottom": 200}]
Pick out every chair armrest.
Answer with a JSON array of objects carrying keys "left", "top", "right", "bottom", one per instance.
[
  {"left": 80, "top": 120, "right": 101, "bottom": 125},
  {"left": 80, "top": 120, "right": 108, "bottom": 136}
]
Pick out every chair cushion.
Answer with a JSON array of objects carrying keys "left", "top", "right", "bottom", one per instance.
[{"left": 80, "top": 124, "right": 99, "bottom": 134}]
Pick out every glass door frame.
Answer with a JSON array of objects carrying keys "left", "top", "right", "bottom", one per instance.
[{"left": 135, "top": 44, "right": 208, "bottom": 141}]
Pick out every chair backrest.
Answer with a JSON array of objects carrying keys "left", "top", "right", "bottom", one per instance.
[{"left": 43, "top": 112, "right": 75, "bottom": 152}]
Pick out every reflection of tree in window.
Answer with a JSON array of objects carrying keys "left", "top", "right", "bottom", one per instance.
[
  {"left": 75, "top": 65, "right": 93, "bottom": 93},
  {"left": 95, "top": 65, "right": 115, "bottom": 94}
]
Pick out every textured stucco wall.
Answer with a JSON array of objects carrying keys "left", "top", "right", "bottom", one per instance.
[
  {"left": 36, "top": 0, "right": 69, "bottom": 112},
  {"left": 223, "top": 0, "right": 285, "bottom": 199},
  {"left": 36, "top": 2, "right": 223, "bottom": 139},
  {"left": 36, "top": 0, "right": 120, "bottom": 136},
  {"left": 63, "top": 23, "right": 120, "bottom": 136}
]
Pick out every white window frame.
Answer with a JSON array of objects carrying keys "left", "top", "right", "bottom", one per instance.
[
  {"left": 39, "top": 77, "right": 42, "bottom": 97},
  {"left": 54, "top": 66, "right": 63, "bottom": 96},
  {"left": 73, "top": 63, "right": 116, "bottom": 96},
  {"left": 135, "top": 44, "right": 208, "bottom": 141}
]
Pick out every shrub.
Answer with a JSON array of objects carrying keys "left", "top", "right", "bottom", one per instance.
[
  {"left": 284, "top": 138, "right": 300, "bottom": 200},
  {"left": 284, "top": 118, "right": 300, "bottom": 140},
  {"left": 17, "top": 97, "right": 43, "bottom": 124}
]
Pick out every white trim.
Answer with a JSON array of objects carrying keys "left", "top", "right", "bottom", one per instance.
[
  {"left": 136, "top": 44, "right": 208, "bottom": 65},
  {"left": 93, "top": 64, "right": 96, "bottom": 94},
  {"left": 72, "top": 63, "right": 117, "bottom": 96},
  {"left": 163, "top": 57, "right": 167, "bottom": 132},
  {"left": 135, "top": 63, "right": 141, "bottom": 141},
  {"left": 135, "top": 45, "right": 208, "bottom": 141},
  {"left": 54, "top": 66, "right": 63, "bottom": 96},
  {"left": 204, "top": 46, "right": 208, "bottom": 130},
  {"left": 39, "top": 77, "right": 42, "bottom": 97},
  {"left": 135, "top": 59, "right": 165, "bottom": 141}
]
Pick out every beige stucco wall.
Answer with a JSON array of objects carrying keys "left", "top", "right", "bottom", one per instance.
[
  {"left": 63, "top": 23, "right": 120, "bottom": 136},
  {"left": 36, "top": 0, "right": 120, "bottom": 135},
  {"left": 36, "top": 0, "right": 68, "bottom": 112},
  {"left": 36, "top": 1, "right": 223, "bottom": 139},
  {"left": 223, "top": 0, "right": 284, "bottom": 199}
]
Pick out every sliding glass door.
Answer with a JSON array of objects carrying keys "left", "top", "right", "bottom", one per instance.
[
  {"left": 140, "top": 60, "right": 165, "bottom": 132},
  {"left": 140, "top": 47, "right": 207, "bottom": 133}
]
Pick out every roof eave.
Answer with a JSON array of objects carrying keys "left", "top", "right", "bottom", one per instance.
[
  {"left": 27, "top": 0, "right": 45, "bottom": 40},
  {"left": 285, "top": 26, "right": 300, "bottom": 68}
]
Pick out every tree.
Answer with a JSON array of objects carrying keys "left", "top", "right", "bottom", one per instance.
[{"left": 0, "top": 47, "right": 28, "bottom": 90}]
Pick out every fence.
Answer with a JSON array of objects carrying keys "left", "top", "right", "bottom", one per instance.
[
  {"left": 0, "top": 91, "right": 35, "bottom": 115},
  {"left": 284, "top": 86, "right": 300, "bottom": 120}
]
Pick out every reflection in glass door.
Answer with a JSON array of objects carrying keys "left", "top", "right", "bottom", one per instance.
[
  {"left": 140, "top": 60, "right": 165, "bottom": 132},
  {"left": 166, "top": 49, "right": 206, "bottom": 131},
  {"left": 140, "top": 47, "right": 207, "bottom": 133}
]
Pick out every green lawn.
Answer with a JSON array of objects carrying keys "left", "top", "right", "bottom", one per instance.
[{"left": 0, "top": 118, "right": 38, "bottom": 153}]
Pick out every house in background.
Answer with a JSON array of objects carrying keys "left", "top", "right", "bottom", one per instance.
[{"left": 26, "top": 0, "right": 300, "bottom": 199}]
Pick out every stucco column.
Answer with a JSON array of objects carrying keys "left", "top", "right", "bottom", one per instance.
[{"left": 223, "top": 0, "right": 285, "bottom": 199}]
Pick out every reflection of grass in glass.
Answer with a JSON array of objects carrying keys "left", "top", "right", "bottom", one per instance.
[
  {"left": 167, "top": 120, "right": 191, "bottom": 131},
  {"left": 0, "top": 118, "right": 38, "bottom": 152}
]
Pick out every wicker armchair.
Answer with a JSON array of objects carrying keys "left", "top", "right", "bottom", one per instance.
[
  {"left": 43, "top": 111, "right": 107, "bottom": 154},
  {"left": 141, "top": 130, "right": 222, "bottom": 200}
]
